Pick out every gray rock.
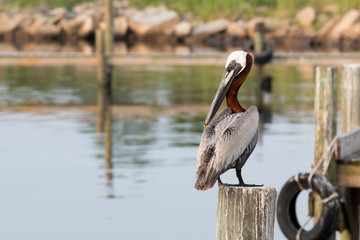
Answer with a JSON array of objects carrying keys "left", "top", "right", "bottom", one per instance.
[
  {"left": 174, "top": 21, "right": 192, "bottom": 38},
  {"left": 316, "top": 17, "right": 337, "bottom": 38},
  {"left": 0, "top": 14, "right": 22, "bottom": 34},
  {"left": 49, "top": 7, "right": 68, "bottom": 17},
  {"left": 329, "top": 9, "right": 360, "bottom": 39},
  {"left": 226, "top": 21, "right": 247, "bottom": 38},
  {"left": 114, "top": 16, "right": 128, "bottom": 37},
  {"left": 344, "top": 22, "right": 360, "bottom": 39},
  {"left": 296, "top": 6, "right": 317, "bottom": 27},
  {"left": 23, "top": 17, "right": 61, "bottom": 37},
  {"left": 78, "top": 16, "right": 94, "bottom": 37},
  {"left": 129, "top": 7, "right": 179, "bottom": 36},
  {"left": 191, "top": 19, "right": 229, "bottom": 41}
]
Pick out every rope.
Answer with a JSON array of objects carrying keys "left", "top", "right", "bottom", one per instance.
[
  {"left": 309, "top": 137, "right": 338, "bottom": 178},
  {"left": 295, "top": 137, "right": 338, "bottom": 240},
  {"left": 321, "top": 192, "right": 339, "bottom": 204},
  {"left": 306, "top": 136, "right": 337, "bottom": 192},
  {"left": 296, "top": 216, "right": 312, "bottom": 240},
  {"left": 295, "top": 173, "right": 304, "bottom": 190}
]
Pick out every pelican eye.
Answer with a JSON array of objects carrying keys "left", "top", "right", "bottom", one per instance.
[{"left": 227, "top": 60, "right": 241, "bottom": 72}]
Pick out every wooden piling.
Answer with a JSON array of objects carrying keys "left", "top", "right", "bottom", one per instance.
[
  {"left": 341, "top": 64, "right": 360, "bottom": 133},
  {"left": 314, "top": 66, "right": 337, "bottom": 175},
  {"left": 104, "top": 0, "right": 114, "bottom": 54},
  {"left": 103, "top": 0, "right": 114, "bottom": 101},
  {"left": 254, "top": 22, "right": 264, "bottom": 54},
  {"left": 96, "top": 29, "right": 106, "bottom": 86},
  {"left": 312, "top": 66, "right": 337, "bottom": 233},
  {"left": 95, "top": 29, "right": 112, "bottom": 132},
  {"left": 215, "top": 186, "right": 277, "bottom": 240},
  {"left": 338, "top": 64, "right": 360, "bottom": 240}
]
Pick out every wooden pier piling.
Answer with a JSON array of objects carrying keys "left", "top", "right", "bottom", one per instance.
[
  {"left": 314, "top": 66, "right": 337, "bottom": 176},
  {"left": 104, "top": 0, "right": 114, "bottom": 55},
  {"left": 254, "top": 22, "right": 265, "bottom": 54},
  {"left": 215, "top": 186, "right": 277, "bottom": 240},
  {"left": 341, "top": 64, "right": 360, "bottom": 133},
  {"left": 311, "top": 66, "right": 337, "bottom": 239},
  {"left": 309, "top": 65, "right": 360, "bottom": 239},
  {"left": 95, "top": 28, "right": 112, "bottom": 131},
  {"left": 337, "top": 64, "right": 360, "bottom": 240},
  {"left": 96, "top": 29, "right": 106, "bottom": 86}
]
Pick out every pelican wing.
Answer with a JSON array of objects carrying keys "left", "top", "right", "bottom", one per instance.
[
  {"left": 195, "top": 106, "right": 259, "bottom": 190},
  {"left": 196, "top": 108, "right": 233, "bottom": 168}
]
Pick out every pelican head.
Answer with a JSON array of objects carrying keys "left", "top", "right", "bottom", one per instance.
[{"left": 204, "top": 51, "right": 250, "bottom": 127}]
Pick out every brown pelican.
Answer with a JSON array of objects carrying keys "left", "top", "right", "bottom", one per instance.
[{"left": 195, "top": 51, "right": 259, "bottom": 191}]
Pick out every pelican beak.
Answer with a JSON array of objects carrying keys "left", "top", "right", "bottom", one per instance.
[{"left": 204, "top": 62, "right": 243, "bottom": 127}]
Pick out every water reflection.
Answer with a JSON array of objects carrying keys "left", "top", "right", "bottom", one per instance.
[
  {"left": 96, "top": 81, "right": 114, "bottom": 198},
  {"left": 0, "top": 63, "right": 318, "bottom": 240},
  {"left": 253, "top": 64, "right": 273, "bottom": 135},
  {"left": 1, "top": 38, "right": 360, "bottom": 53}
]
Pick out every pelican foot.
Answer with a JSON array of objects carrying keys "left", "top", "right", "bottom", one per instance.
[
  {"left": 235, "top": 168, "right": 263, "bottom": 187},
  {"left": 241, "top": 183, "right": 264, "bottom": 187},
  {"left": 217, "top": 176, "right": 223, "bottom": 187}
]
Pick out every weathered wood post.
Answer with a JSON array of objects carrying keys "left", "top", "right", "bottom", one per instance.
[
  {"left": 338, "top": 64, "right": 360, "bottom": 240},
  {"left": 314, "top": 66, "right": 337, "bottom": 176},
  {"left": 341, "top": 64, "right": 360, "bottom": 133},
  {"left": 96, "top": 29, "right": 106, "bottom": 132},
  {"left": 96, "top": 29, "right": 112, "bottom": 130},
  {"left": 104, "top": 0, "right": 114, "bottom": 54},
  {"left": 311, "top": 66, "right": 337, "bottom": 235},
  {"left": 97, "top": 0, "right": 114, "bottom": 197},
  {"left": 96, "top": 29, "right": 106, "bottom": 86},
  {"left": 254, "top": 22, "right": 264, "bottom": 54},
  {"left": 96, "top": 27, "right": 114, "bottom": 198},
  {"left": 215, "top": 186, "right": 277, "bottom": 240},
  {"left": 254, "top": 22, "right": 265, "bottom": 111},
  {"left": 104, "top": 0, "right": 114, "bottom": 100}
]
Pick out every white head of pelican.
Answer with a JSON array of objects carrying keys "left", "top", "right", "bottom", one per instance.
[{"left": 195, "top": 51, "right": 260, "bottom": 191}]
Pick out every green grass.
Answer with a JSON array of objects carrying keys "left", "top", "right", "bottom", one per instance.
[
  {"left": 130, "top": 0, "right": 360, "bottom": 19},
  {"left": 3, "top": 0, "right": 360, "bottom": 20},
  {"left": 3, "top": 0, "right": 91, "bottom": 9}
]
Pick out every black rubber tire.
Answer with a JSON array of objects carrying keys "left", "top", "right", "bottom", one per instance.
[
  {"left": 243, "top": 40, "right": 273, "bottom": 65},
  {"left": 277, "top": 172, "right": 339, "bottom": 240}
]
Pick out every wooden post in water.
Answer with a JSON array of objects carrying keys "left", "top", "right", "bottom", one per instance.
[
  {"left": 254, "top": 22, "right": 264, "bottom": 54},
  {"left": 96, "top": 29, "right": 106, "bottom": 86},
  {"left": 313, "top": 66, "right": 337, "bottom": 176},
  {"left": 96, "top": 27, "right": 114, "bottom": 198},
  {"left": 96, "top": 29, "right": 112, "bottom": 131},
  {"left": 96, "top": 29, "right": 106, "bottom": 133},
  {"left": 338, "top": 64, "right": 360, "bottom": 240},
  {"left": 104, "top": 0, "right": 114, "bottom": 100},
  {"left": 215, "top": 186, "right": 277, "bottom": 240},
  {"left": 254, "top": 21, "right": 266, "bottom": 115},
  {"left": 341, "top": 64, "right": 360, "bottom": 133},
  {"left": 312, "top": 67, "right": 337, "bottom": 232},
  {"left": 104, "top": 0, "right": 113, "bottom": 54}
]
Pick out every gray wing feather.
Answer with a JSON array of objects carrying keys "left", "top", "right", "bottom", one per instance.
[
  {"left": 211, "top": 106, "right": 259, "bottom": 173},
  {"left": 196, "top": 108, "right": 232, "bottom": 169}
]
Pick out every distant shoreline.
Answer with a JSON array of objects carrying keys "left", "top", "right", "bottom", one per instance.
[
  {"left": 1, "top": 52, "right": 360, "bottom": 66},
  {"left": 0, "top": 2, "right": 360, "bottom": 52}
]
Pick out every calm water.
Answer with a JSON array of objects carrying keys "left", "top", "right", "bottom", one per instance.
[{"left": 0, "top": 63, "right": 317, "bottom": 239}]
